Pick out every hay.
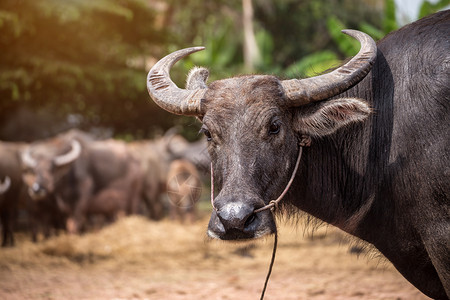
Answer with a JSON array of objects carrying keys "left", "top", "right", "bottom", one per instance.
[
  {"left": 0, "top": 216, "right": 197, "bottom": 269},
  {"left": 0, "top": 215, "right": 362, "bottom": 269},
  {"left": 1, "top": 215, "right": 347, "bottom": 271},
  {"left": 32, "top": 216, "right": 205, "bottom": 266},
  {"left": 0, "top": 216, "right": 424, "bottom": 300}
]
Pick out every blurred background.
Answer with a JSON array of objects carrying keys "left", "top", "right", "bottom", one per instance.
[
  {"left": 1, "top": 0, "right": 448, "bottom": 142},
  {"left": 0, "top": 1, "right": 448, "bottom": 299}
]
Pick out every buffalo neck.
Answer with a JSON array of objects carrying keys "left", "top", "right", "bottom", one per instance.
[
  {"left": 284, "top": 47, "right": 448, "bottom": 298},
  {"left": 287, "top": 49, "right": 396, "bottom": 240}
]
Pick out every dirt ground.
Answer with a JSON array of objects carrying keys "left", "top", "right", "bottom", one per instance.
[{"left": 0, "top": 214, "right": 429, "bottom": 300}]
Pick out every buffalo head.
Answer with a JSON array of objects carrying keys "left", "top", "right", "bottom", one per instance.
[
  {"left": 147, "top": 30, "right": 376, "bottom": 240},
  {"left": 21, "top": 139, "right": 81, "bottom": 200}
]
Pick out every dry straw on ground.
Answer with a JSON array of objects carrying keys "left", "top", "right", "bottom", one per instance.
[{"left": 0, "top": 215, "right": 428, "bottom": 299}]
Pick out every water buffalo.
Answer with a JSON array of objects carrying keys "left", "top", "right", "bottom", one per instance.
[
  {"left": 129, "top": 132, "right": 206, "bottom": 220},
  {"left": 128, "top": 137, "right": 173, "bottom": 220},
  {"left": 26, "top": 192, "right": 66, "bottom": 242},
  {"left": 146, "top": 11, "right": 449, "bottom": 299},
  {"left": 0, "top": 141, "right": 58, "bottom": 245},
  {"left": 21, "top": 130, "right": 142, "bottom": 233},
  {"left": 167, "top": 134, "right": 210, "bottom": 174},
  {"left": 0, "top": 142, "right": 26, "bottom": 247}
]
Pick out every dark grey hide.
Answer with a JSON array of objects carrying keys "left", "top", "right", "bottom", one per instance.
[{"left": 147, "top": 11, "right": 449, "bottom": 300}]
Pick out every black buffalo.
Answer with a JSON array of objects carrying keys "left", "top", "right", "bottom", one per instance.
[
  {"left": 0, "top": 142, "right": 26, "bottom": 247},
  {"left": 21, "top": 130, "right": 142, "bottom": 233},
  {"left": 146, "top": 11, "right": 449, "bottom": 299}
]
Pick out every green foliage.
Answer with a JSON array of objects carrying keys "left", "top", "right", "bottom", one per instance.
[
  {"left": 358, "top": 22, "right": 385, "bottom": 41},
  {"left": 282, "top": 0, "right": 445, "bottom": 82},
  {"left": 255, "top": 27, "right": 278, "bottom": 73},
  {"left": 275, "top": 2, "right": 382, "bottom": 80},
  {"left": 0, "top": 0, "right": 445, "bottom": 141},
  {"left": 419, "top": 0, "right": 450, "bottom": 18},
  {"left": 284, "top": 51, "right": 339, "bottom": 78},
  {"left": 165, "top": 0, "right": 242, "bottom": 82},
  {"left": 326, "top": 16, "right": 361, "bottom": 57},
  {"left": 0, "top": 0, "right": 168, "bottom": 140},
  {"left": 254, "top": 0, "right": 384, "bottom": 70},
  {"left": 178, "top": 15, "right": 240, "bottom": 81},
  {"left": 383, "top": 0, "right": 398, "bottom": 33}
]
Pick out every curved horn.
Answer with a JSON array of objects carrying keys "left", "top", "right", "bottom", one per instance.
[
  {"left": 282, "top": 30, "right": 377, "bottom": 106},
  {"left": 22, "top": 146, "right": 37, "bottom": 168},
  {"left": 53, "top": 140, "right": 81, "bottom": 166},
  {"left": 0, "top": 176, "right": 11, "bottom": 194},
  {"left": 147, "top": 47, "right": 207, "bottom": 116}
]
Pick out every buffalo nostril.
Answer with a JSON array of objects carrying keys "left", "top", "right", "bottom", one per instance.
[
  {"left": 216, "top": 202, "right": 255, "bottom": 231},
  {"left": 244, "top": 213, "right": 257, "bottom": 228}
]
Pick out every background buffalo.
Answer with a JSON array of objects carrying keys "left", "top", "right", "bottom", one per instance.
[
  {"left": 0, "top": 142, "right": 26, "bottom": 246},
  {"left": 0, "top": 128, "right": 207, "bottom": 243}
]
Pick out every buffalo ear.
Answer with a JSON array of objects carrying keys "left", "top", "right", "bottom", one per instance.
[
  {"left": 294, "top": 98, "right": 371, "bottom": 137},
  {"left": 186, "top": 67, "right": 209, "bottom": 90}
]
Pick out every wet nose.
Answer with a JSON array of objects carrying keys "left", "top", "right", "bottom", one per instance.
[{"left": 216, "top": 202, "right": 257, "bottom": 232}]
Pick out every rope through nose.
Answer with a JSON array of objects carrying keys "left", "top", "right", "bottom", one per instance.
[
  {"left": 209, "top": 145, "right": 304, "bottom": 300},
  {"left": 259, "top": 231, "right": 278, "bottom": 300},
  {"left": 210, "top": 146, "right": 303, "bottom": 213},
  {"left": 257, "top": 145, "right": 303, "bottom": 300},
  {"left": 254, "top": 146, "right": 303, "bottom": 214}
]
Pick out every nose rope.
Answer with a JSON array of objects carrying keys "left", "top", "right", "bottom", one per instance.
[
  {"left": 209, "top": 146, "right": 303, "bottom": 212},
  {"left": 256, "top": 145, "right": 303, "bottom": 300},
  {"left": 209, "top": 145, "right": 304, "bottom": 300},
  {"left": 254, "top": 146, "right": 303, "bottom": 214},
  {"left": 259, "top": 231, "right": 278, "bottom": 300}
]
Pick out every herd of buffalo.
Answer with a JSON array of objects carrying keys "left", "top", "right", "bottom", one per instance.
[{"left": 0, "top": 128, "right": 209, "bottom": 247}]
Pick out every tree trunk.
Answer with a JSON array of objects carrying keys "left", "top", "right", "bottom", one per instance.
[{"left": 242, "top": 0, "right": 261, "bottom": 71}]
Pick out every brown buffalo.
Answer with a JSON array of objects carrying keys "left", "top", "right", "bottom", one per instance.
[{"left": 21, "top": 130, "right": 142, "bottom": 234}]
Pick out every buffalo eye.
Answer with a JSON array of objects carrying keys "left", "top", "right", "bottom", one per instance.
[
  {"left": 200, "top": 127, "right": 212, "bottom": 141},
  {"left": 268, "top": 120, "right": 281, "bottom": 135}
]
